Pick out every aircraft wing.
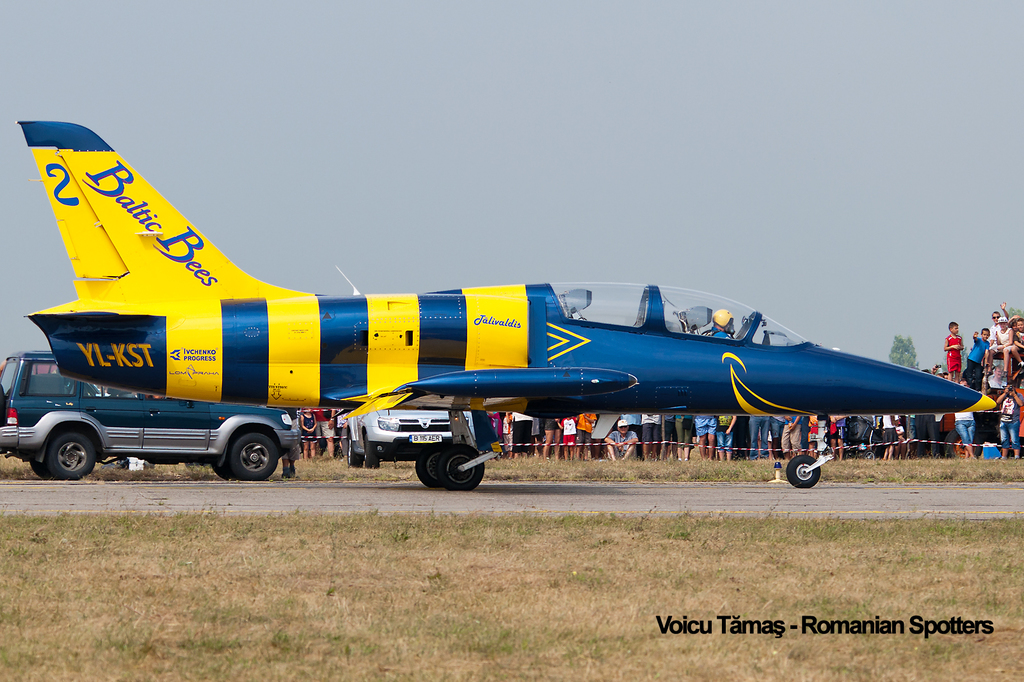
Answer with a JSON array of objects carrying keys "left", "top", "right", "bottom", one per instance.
[{"left": 338, "top": 367, "right": 637, "bottom": 418}]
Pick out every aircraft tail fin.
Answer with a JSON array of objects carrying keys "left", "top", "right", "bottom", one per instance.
[{"left": 19, "top": 121, "right": 305, "bottom": 307}]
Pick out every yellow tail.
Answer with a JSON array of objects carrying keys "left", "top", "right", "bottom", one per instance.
[{"left": 20, "top": 121, "right": 304, "bottom": 311}]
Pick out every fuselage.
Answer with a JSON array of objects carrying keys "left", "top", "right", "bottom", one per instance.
[{"left": 31, "top": 282, "right": 987, "bottom": 416}]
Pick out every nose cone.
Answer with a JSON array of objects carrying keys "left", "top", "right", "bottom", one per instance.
[
  {"left": 968, "top": 394, "right": 997, "bottom": 412},
  {"left": 809, "top": 348, "right": 993, "bottom": 415}
]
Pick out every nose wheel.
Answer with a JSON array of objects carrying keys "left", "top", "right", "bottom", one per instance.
[{"left": 786, "top": 453, "right": 831, "bottom": 488}]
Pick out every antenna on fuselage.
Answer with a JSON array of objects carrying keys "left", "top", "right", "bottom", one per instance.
[{"left": 335, "top": 265, "right": 361, "bottom": 296}]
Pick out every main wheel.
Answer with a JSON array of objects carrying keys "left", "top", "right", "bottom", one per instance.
[
  {"left": 226, "top": 433, "right": 280, "bottom": 481},
  {"left": 435, "top": 445, "right": 485, "bottom": 491},
  {"left": 415, "top": 447, "right": 443, "bottom": 488},
  {"left": 212, "top": 462, "right": 234, "bottom": 480},
  {"left": 30, "top": 459, "right": 53, "bottom": 479},
  {"left": 786, "top": 454, "right": 821, "bottom": 488},
  {"left": 45, "top": 432, "right": 96, "bottom": 480}
]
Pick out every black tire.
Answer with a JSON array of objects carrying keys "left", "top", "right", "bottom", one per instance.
[
  {"left": 30, "top": 458, "right": 53, "bottom": 479},
  {"left": 786, "top": 454, "right": 821, "bottom": 489},
  {"left": 435, "top": 445, "right": 485, "bottom": 491},
  {"left": 347, "top": 438, "right": 364, "bottom": 468},
  {"left": 944, "top": 430, "right": 968, "bottom": 458},
  {"left": 226, "top": 433, "right": 279, "bottom": 481},
  {"left": 45, "top": 432, "right": 96, "bottom": 480},
  {"left": 212, "top": 462, "right": 234, "bottom": 480},
  {"left": 415, "top": 447, "right": 444, "bottom": 488},
  {"left": 364, "top": 438, "right": 382, "bottom": 469}
]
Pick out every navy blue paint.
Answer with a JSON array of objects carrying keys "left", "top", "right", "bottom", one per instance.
[
  {"left": 403, "top": 367, "right": 635, "bottom": 398},
  {"left": 221, "top": 299, "right": 268, "bottom": 404},
  {"left": 318, "top": 296, "right": 369, "bottom": 405},
  {"left": 18, "top": 121, "right": 113, "bottom": 152},
  {"left": 526, "top": 299, "right": 983, "bottom": 415},
  {"left": 29, "top": 313, "right": 166, "bottom": 394},
  {"left": 641, "top": 285, "right": 667, "bottom": 333},
  {"left": 526, "top": 285, "right": 550, "bottom": 368},
  {"left": 418, "top": 295, "right": 466, "bottom": 366}
]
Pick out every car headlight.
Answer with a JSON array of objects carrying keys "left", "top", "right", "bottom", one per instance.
[
  {"left": 280, "top": 413, "right": 292, "bottom": 426},
  {"left": 377, "top": 417, "right": 401, "bottom": 432}
]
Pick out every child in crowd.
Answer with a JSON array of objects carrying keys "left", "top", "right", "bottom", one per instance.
[
  {"left": 300, "top": 408, "right": 318, "bottom": 459},
  {"left": 576, "top": 413, "right": 596, "bottom": 460},
  {"left": 561, "top": 416, "right": 577, "bottom": 459},
  {"left": 716, "top": 415, "right": 736, "bottom": 461},
  {"left": 944, "top": 322, "right": 963, "bottom": 382},
  {"left": 965, "top": 329, "right": 989, "bottom": 392}
]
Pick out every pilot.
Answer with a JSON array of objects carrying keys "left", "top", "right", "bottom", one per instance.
[{"left": 712, "top": 309, "right": 734, "bottom": 338}]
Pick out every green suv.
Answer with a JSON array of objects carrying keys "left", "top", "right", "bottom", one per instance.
[{"left": 0, "top": 351, "right": 297, "bottom": 480}]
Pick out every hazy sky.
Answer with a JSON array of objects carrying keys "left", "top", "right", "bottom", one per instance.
[{"left": 2, "top": 2, "right": 1021, "bottom": 367}]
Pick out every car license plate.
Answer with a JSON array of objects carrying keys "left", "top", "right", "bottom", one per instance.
[{"left": 411, "top": 433, "right": 442, "bottom": 443}]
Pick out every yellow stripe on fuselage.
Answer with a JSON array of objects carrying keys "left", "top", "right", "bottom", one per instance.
[
  {"left": 267, "top": 296, "right": 322, "bottom": 406},
  {"left": 463, "top": 285, "right": 529, "bottom": 370},
  {"left": 366, "top": 294, "right": 420, "bottom": 395},
  {"left": 165, "top": 300, "right": 223, "bottom": 402}
]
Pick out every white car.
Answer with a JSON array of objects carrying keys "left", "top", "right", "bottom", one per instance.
[{"left": 346, "top": 410, "right": 470, "bottom": 468}]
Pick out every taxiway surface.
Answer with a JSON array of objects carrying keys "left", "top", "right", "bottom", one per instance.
[{"left": 1, "top": 481, "right": 1023, "bottom": 518}]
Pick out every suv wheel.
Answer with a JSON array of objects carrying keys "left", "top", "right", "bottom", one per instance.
[
  {"left": 212, "top": 462, "right": 234, "bottom": 480},
  {"left": 415, "top": 446, "right": 443, "bottom": 488},
  {"left": 227, "top": 433, "right": 280, "bottom": 481},
  {"left": 30, "top": 459, "right": 53, "bottom": 480},
  {"left": 347, "top": 437, "right": 364, "bottom": 468},
  {"left": 45, "top": 432, "right": 96, "bottom": 480},
  {"left": 363, "top": 430, "right": 381, "bottom": 468}
]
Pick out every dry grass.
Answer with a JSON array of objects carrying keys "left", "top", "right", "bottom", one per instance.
[
  {"left": 3, "top": 454, "right": 1024, "bottom": 484},
  {"left": 0, "top": 514, "right": 1021, "bottom": 681}
]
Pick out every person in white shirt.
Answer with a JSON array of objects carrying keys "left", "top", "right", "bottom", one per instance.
[{"left": 953, "top": 380, "right": 976, "bottom": 458}]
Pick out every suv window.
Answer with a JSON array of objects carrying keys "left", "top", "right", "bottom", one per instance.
[
  {"left": 0, "top": 359, "right": 16, "bottom": 396},
  {"left": 20, "top": 361, "right": 77, "bottom": 397},
  {"left": 81, "top": 381, "right": 139, "bottom": 399}
]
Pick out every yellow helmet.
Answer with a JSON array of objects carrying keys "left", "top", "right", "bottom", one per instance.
[{"left": 713, "top": 309, "right": 734, "bottom": 331}]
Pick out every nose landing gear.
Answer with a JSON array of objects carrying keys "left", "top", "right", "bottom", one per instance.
[{"left": 786, "top": 452, "right": 833, "bottom": 488}]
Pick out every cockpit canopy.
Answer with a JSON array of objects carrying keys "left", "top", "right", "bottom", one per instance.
[{"left": 551, "top": 283, "right": 808, "bottom": 347}]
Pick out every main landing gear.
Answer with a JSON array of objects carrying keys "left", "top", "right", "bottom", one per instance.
[
  {"left": 786, "top": 452, "right": 833, "bottom": 488},
  {"left": 414, "top": 411, "right": 498, "bottom": 491}
]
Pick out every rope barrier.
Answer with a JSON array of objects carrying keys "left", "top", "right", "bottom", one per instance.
[{"left": 499, "top": 437, "right": 1007, "bottom": 453}]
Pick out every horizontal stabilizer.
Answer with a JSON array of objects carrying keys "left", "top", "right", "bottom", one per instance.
[{"left": 399, "top": 367, "right": 637, "bottom": 399}]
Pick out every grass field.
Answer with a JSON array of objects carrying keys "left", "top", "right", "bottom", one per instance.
[
  {"left": 0, "top": 514, "right": 1020, "bottom": 681},
  {"left": 3, "top": 453, "right": 1023, "bottom": 484}
]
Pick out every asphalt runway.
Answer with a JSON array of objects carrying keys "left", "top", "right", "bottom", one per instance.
[{"left": 0, "top": 481, "right": 1023, "bottom": 518}]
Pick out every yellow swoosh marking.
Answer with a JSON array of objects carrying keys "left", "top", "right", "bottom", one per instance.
[{"left": 722, "top": 352, "right": 811, "bottom": 415}]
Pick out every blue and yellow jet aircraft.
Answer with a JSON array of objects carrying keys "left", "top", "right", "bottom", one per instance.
[{"left": 16, "top": 121, "right": 994, "bottom": 489}]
